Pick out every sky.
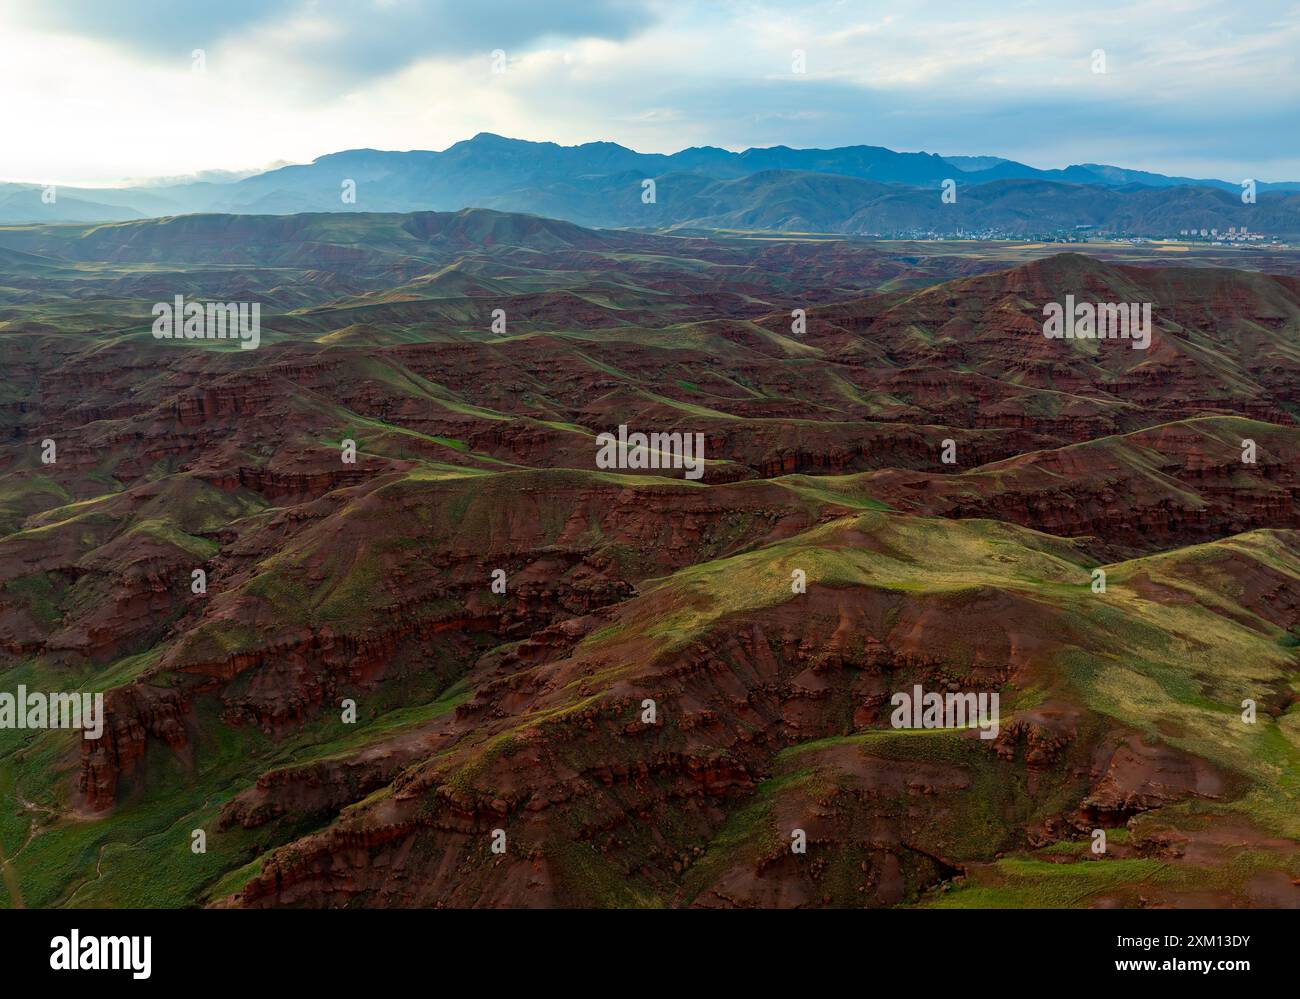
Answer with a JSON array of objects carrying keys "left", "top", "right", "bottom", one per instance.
[{"left": 2, "top": 0, "right": 1297, "bottom": 186}]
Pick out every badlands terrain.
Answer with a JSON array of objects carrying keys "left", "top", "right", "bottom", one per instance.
[{"left": 0, "top": 210, "right": 1297, "bottom": 907}]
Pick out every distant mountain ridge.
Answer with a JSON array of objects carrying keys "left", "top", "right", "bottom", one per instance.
[{"left": 3, "top": 132, "right": 1299, "bottom": 234}]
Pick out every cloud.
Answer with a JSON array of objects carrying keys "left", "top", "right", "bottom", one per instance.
[
  {"left": 7, "top": 0, "right": 659, "bottom": 82},
  {"left": 5, "top": 0, "right": 296, "bottom": 53}
]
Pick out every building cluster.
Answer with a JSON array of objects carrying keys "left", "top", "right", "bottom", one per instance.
[{"left": 1178, "top": 226, "right": 1267, "bottom": 242}]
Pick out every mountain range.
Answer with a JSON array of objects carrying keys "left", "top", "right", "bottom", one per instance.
[
  {"left": 5, "top": 133, "right": 1300, "bottom": 237},
  {"left": 1, "top": 209, "right": 1298, "bottom": 908}
]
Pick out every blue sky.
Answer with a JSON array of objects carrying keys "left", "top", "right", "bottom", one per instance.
[{"left": 2, "top": 0, "right": 1297, "bottom": 185}]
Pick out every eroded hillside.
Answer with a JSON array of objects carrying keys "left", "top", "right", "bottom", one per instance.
[{"left": 0, "top": 213, "right": 1296, "bottom": 908}]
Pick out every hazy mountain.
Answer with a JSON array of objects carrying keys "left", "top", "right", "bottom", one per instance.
[
  {"left": 4, "top": 133, "right": 1299, "bottom": 234},
  {"left": 0, "top": 185, "right": 145, "bottom": 223},
  {"left": 942, "top": 155, "right": 1012, "bottom": 172}
]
